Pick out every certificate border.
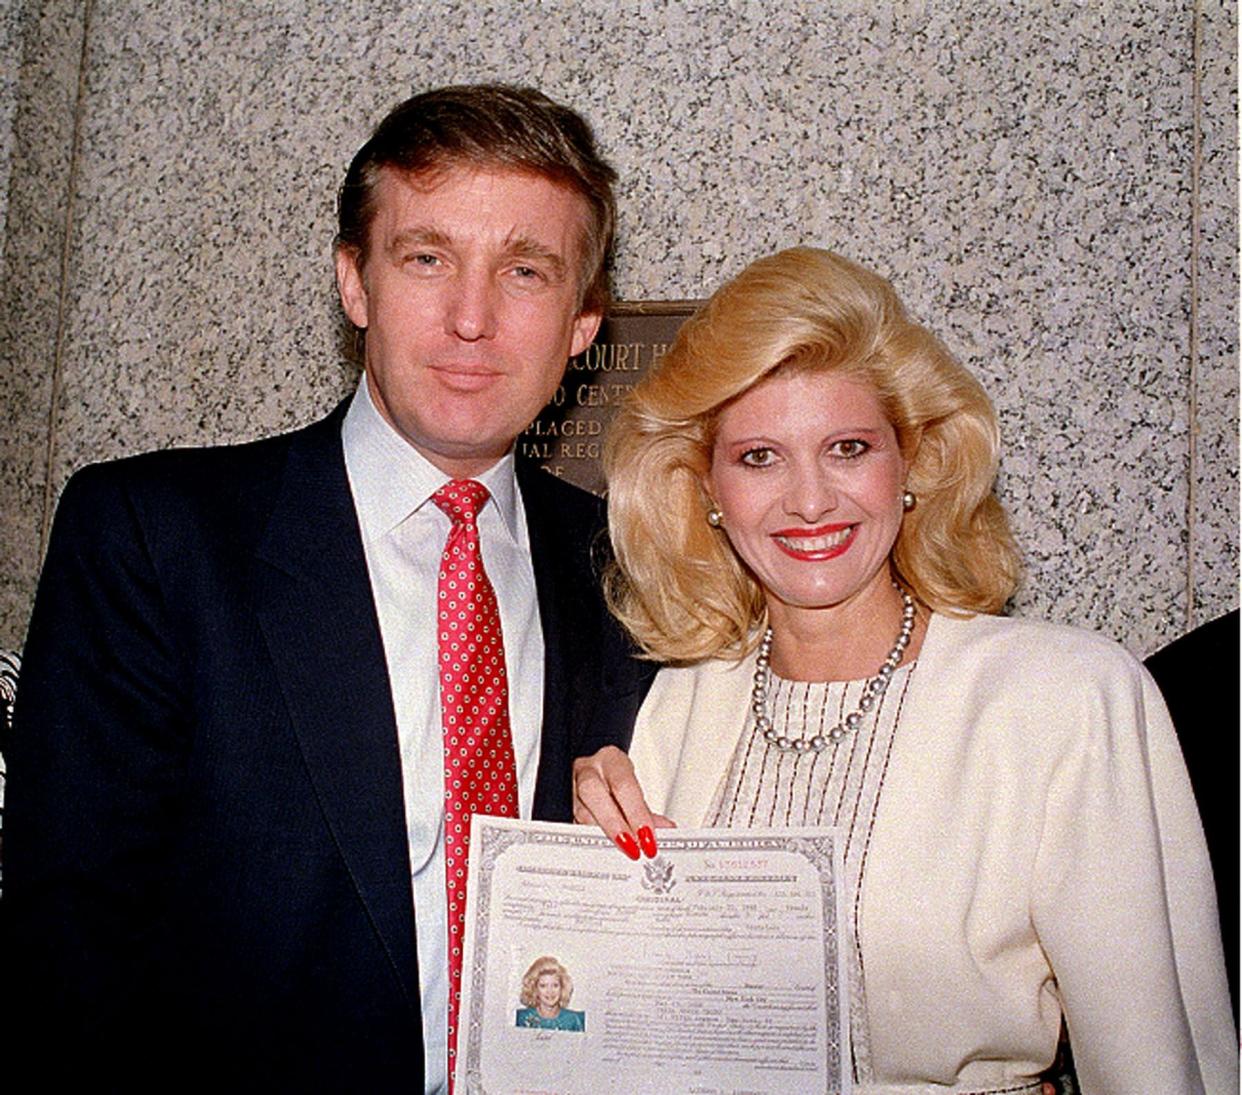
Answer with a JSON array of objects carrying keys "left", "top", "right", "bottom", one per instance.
[{"left": 459, "top": 820, "right": 851, "bottom": 1094}]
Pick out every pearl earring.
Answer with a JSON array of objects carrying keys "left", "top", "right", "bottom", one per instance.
[
  {"left": 706, "top": 508, "right": 724, "bottom": 528},
  {"left": 901, "top": 490, "right": 916, "bottom": 512}
]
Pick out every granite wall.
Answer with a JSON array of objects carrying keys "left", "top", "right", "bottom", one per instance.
[
  {"left": 0, "top": 0, "right": 22, "bottom": 239},
  {"left": 1, "top": 0, "right": 1237, "bottom": 657}
]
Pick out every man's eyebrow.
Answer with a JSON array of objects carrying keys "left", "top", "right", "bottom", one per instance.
[
  {"left": 504, "top": 236, "right": 568, "bottom": 280},
  {"left": 384, "top": 227, "right": 570, "bottom": 282},
  {"left": 387, "top": 226, "right": 452, "bottom": 255},
  {"left": 499, "top": 232, "right": 568, "bottom": 275}
]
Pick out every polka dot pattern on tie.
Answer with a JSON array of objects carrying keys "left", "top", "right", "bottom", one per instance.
[{"left": 432, "top": 478, "right": 519, "bottom": 1087}]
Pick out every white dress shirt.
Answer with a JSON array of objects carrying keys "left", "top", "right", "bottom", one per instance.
[{"left": 342, "top": 379, "right": 544, "bottom": 1095}]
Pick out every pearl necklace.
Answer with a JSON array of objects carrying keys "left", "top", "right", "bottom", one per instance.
[{"left": 752, "top": 585, "right": 917, "bottom": 753}]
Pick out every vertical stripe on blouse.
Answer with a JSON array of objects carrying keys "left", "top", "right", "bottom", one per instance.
[{"left": 707, "top": 660, "right": 919, "bottom": 1085}]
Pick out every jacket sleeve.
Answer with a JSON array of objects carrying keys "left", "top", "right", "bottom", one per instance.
[
  {"left": 2, "top": 463, "right": 193, "bottom": 1063},
  {"left": 1030, "top": 655, "right": 1236, "bottom": 1094}
]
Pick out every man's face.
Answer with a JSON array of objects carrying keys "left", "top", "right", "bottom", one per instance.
[{"left": 335, "top": 165, "right": 601, "bottom": 476}]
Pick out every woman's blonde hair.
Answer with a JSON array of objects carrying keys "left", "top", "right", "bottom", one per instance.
[
  {"left": 604, "top": 246, "right": 1020, "bottom": 662},
  {"left": 519, "top": 956, "right": 573, "bottom": 1008}
]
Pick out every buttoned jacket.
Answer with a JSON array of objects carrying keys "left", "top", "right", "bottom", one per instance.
[{"left": 3, "top": 401, "right": 652, "bottom": 1092}]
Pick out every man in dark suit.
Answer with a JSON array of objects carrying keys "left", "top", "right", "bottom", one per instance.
[
  {"left": 1145, "top": 609, "right": 1239, "bottom": 1023},
  {"left": 2, "top": 85, "right": 651, "bottom": 1092}
]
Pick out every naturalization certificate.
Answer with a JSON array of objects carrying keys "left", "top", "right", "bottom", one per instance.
[{"left": 455, "top": 818, "right": 851, "bottom": 1095}]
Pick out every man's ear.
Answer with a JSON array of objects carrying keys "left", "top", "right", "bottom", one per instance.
[
  {"left": 568, "top": 308, "right": 603, "bottom": 358},
  {"left": 334, "top": 247, "right": 369, "bottom": 329}
]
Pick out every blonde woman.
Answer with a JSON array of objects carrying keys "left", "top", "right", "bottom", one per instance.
[
  {"left": 575, "top": 248, "right": 1234, "bottom": 1092},
  {"left": 515, "top": 956, "right": 584, "bottom": 1031}
]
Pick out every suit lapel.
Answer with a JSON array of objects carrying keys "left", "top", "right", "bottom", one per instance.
[{"left": 251, "top": 407, "right": 419, "bottom": 1013}]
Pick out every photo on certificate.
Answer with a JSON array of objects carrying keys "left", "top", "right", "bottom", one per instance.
[{"left": 456, "top": 818, "right": 851, "bottom": 1094}]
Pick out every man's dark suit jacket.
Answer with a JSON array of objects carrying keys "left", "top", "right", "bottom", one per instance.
[
  {"left": 1144, "top": 609, "right": 1239, "bottom": 1023},
  {"left": 2, "top": 403, "right": 652, "bottom": 1092}
]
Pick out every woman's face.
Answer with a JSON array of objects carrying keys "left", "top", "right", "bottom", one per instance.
[
  {"left": 705, "top": 370, "right": 907, "bottom": 626},
  {"left": 536, "top": 972, "right": 561, "bottom": 1010}
]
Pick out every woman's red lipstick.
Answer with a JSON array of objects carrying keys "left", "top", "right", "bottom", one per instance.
[{"left": 771, "top": 522, "right": 857, "bottom": 560}]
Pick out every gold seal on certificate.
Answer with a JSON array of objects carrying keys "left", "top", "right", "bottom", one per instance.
[{"left": 455, "top": 818, "right": 851, "bottom": 1094}]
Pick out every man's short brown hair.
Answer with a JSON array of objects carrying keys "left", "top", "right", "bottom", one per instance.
[{"left": 336, "top": 84, "right": 617, "bottom": 314}]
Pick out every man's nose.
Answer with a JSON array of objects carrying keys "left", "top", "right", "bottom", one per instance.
[{"left": 445, "top": 269, "right": 499, "bottom": 341}]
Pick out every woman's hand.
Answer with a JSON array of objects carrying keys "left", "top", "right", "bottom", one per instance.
[{"left": 573, "top": 746, "right": 675, "bottom": 860}]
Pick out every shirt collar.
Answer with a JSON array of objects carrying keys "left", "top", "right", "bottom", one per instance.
[{"left": 341, "top": 378, "right": 522, "bottom": 543}]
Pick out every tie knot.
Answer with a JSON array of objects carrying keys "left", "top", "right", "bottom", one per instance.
[{"left": 433, "top": 478, "right": 490, "bottom": 525}]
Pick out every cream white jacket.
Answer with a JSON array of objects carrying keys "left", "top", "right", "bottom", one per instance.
[{"left": 630, "top": 612, "right": 1236, "bottom": 1094}]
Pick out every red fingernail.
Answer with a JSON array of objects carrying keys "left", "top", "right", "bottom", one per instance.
[
  {"left": 637, "top": 825, "right": 658, "bottom": 858},
  {"left": 615, "top": 832, "right": 641, "bottom": 861}
]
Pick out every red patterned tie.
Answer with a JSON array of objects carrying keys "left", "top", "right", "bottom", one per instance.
[{"left": 433, "top": 478, "right": 519, "bottom": 1089}]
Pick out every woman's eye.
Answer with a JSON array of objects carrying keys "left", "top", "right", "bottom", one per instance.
[
  {"left": 739, "top": 447, "right": 776, "bottom": 467},
  {"left": 832, "top": 439, "right": 869, "bottom": 459},
  {"left": 409, "top": 253, "right": 441, "bottom": 267}
]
